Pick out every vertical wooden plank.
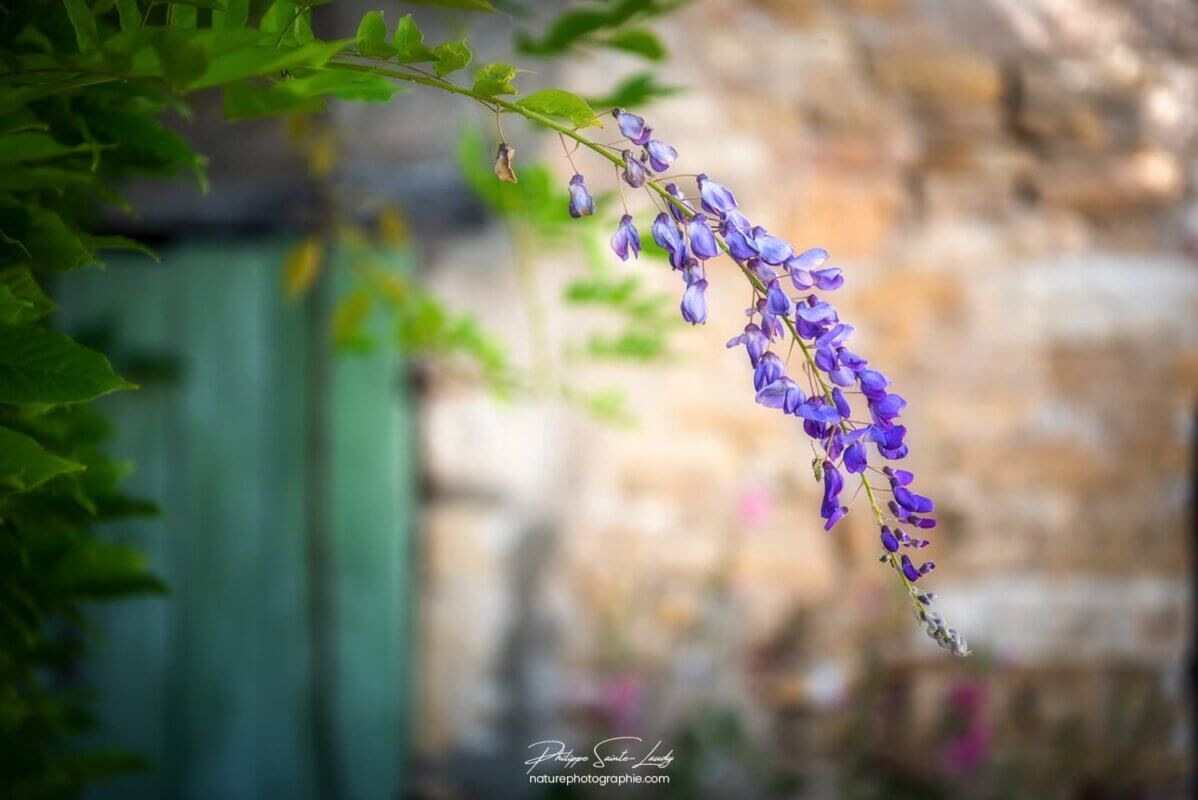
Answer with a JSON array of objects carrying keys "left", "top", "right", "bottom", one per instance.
[
  {"left": 330, "top": 254, "right": 413, "bottom": 800},
  {"left": 171, "top": 241, "right": 269, "bottom": 800}
]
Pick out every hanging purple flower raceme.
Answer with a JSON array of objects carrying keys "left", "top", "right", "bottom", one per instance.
[{"left": 559, "top": 107, "right": 966, "bottom": 657}]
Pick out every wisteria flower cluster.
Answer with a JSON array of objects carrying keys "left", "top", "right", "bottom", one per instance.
[{"left": 558, "top": 107, "right": 968, "bottom": 656}]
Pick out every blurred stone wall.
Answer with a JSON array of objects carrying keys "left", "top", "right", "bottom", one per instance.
[{"left": 409, "top": 1, "right": 1198, "bottom": 796}]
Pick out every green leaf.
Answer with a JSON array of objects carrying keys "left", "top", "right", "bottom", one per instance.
[
  {"left": 0, "top": 426, "right": 84, "bottom": 495},
  {"left": 393, "top": 14, "right": 437, "bottom": 62},
  {"left": 63, "top": 0, "right": 100, "bottom": 52},
  {"left": 356, "top": 10, "right": 395, "bottom": 58},
  {"left": 404, "top": 0, "right": 496, "bottom": 11},
  {"left": 0, "top": 266, "right": 55, "bottom": 323},
  {"left": 225, "top": 71, "right": 403, "bottom": 120},
  {"left": 433, "top": 40, "right": 472, "bottom": 77},
  {"left": 0, "top": 132, "right": 97, "bottom": 165},
  {"left": 472, "top": 62, "right": 518, "bottom": 96},
  {"left": 516, "top": 89, "right": 599, "bottom": 128},
  {"left": 84, "top": 235, "right": 161, "bottom": 263},
  {"left": 0, "top": 204, "right": 92, "bottom": 273},
  {"left": 597, "top": 28, "right": 666, "bottom": 60},
  {"left": 583, "top": 71, "right": 681, "bottom": 109},
  {"left": 212, "top": 0, "right": 250, "bottom": 28},
  {"left": 115, "top": 0, "right": 141, "bottom": 31},
  {"left": 0, "top": 325, "right": 132, "bottom": 404},
  {"left": 192, "top": 37, "right": 350, "bottom": 89},
  {"left": 224, "top": 81, "right": 325, "bottom": 119}
]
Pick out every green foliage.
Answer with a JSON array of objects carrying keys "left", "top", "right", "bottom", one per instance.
[
  {"left": 393, "top": 13, "right": 436, "bottom": 63},
  {"left": 516, "top": 88, "right": 599, "bottom": 128},
  {"left": 432, "top": 39, "right": 472, "bottom": 77},
  {"left": 473, "top": 62, "right": 519, "bottom": 97},
  {"left": 516, "top": 0, "right": 684, "bottom": 60},
  {"left": 356, "top": 10, "right": 394, "bottom": 58},
  {"left": 584, "top": 71, "right": 682, "bottom": 109},
  {"left": 403, "top": 0, "right": 496, "bottom": 12}
]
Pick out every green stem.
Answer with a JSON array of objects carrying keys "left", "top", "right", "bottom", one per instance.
[{"left": 330, "top": 54, "right": 929, "bottom": 611}]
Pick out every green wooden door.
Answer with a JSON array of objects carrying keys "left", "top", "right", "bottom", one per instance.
[{"left": 57, "top": 239, "right": 413, "bottom": 800}]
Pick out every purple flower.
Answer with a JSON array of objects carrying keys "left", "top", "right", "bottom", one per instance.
[
  {"left": 870, "top": 393, "right": 907, "bottom": 422},
  {"left": 726, "top": 323, "right": 768, "bottom": 366},
  {"left": 796, "top": 399, "right": 841, "bottom": 424},
  {"left": 795, "top": 298, "right": 838, "bottom": 325},
  {"left": 680, "top": 257, "right": 704, "bottom": 286},
  {"left": 765, "top": 280, "right": 791, "bottom": 316},
  {"left": 697, "top": 173, "right": 737, "bottom": 216},
  {"left": 651, "top": 213, "right": 686, "bottom": 269},
  {"left": 844, "top": 441, "right": 867, "bottom": 473},
  {"left": 613, "top": 108, "right": 650, "bottom": 144},
  {"left": 645, "top": 139, "right": 678, "bottom": 172},
  {"left": 894, "top": 485, "right": 934, "bottom": 514},
  {"left": 753, "top": 352, "right": 785, "bottom": 391},
  {"left": 663, "top": 183, "right": 694, "bottom": 223},
  {"left": 880, "top": 526, "right": 900, "bottom": 552},
  {"left": 680, "top": 279, "right": 708, "bottom": 325},
  {"left": 900, "top": 555, "right": 922, "bottom": 582},
  {"left": 724, "top": 225, "right": 758, "bottom": 262},
  {"left": 610, "top": 214, "right": 641, "bottom": 261},
  {"left": 831, "top": 388, "right": 853, "bottom": 418},
  {"left": 857, "top": 369, "right": 889, "bottom": 399},
  {"left": 752, "top": 227, "right": 794, "bottom": 265},
  {"left": 687, "top": 214, "right": 720, "bottom": 260},
  {"left": 812, "top": 268, "right": 844, "bottom": 291},
  {"left": 622, "top": 150, "right": 648, "bottom": 188},
  {"left": 568, "top": 174, "right": 595, "bottom": 218},
  {"left": 824, "top": 506, "right": 848, "bottom": 531},
  {"left": 791, "top": 247, "right": 829, "bottom": 270}
]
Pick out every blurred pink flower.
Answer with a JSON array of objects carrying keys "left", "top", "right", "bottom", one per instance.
[{"left": 736, "top": 486, "right": 773, "bottom": 527}]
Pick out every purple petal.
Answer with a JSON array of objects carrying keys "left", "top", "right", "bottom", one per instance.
[
  {"left": 844, "top": 441, "right": 867, "bottom": 473},
  {"left": 752, "top": 227, "right": 794, "bottom": 265},
  {"left": 645, "top": 139, "right": 678, "bottom": 173},
  {"left": 880, "top": 526, "right": 899, "bottom": 552},
  {"left": 680, "top": 279, "right": 708, "bottom": 325},
  {"left": 697, "top": 173, "right": 737, "bottom": 216},
  {"left": 765, "top": 280, "right": 791, "bottom": 317},
  {"left": 900, "top": 555, "right": 922, "bottom": 582},
  {"left": 831, "top": 387, "right": 852, "bottom": 419},
  {"left": 753, "top": 352, "right": 785, "bottom": 391},
  {"left": 610, "top": 214, "right": 641, "bottom": 261},
  {"left": 725, "top": 226, "right": 759, "bottom": 262},
  {"left": 613, "top": 108, "right": 648, "bottom": 142},
  {"left": 790, "top": 247, "right": 829, "bottom": 270},
  {"left": 568, "top": 174, "right": 595, "bottom": 218},
  {"left": 621, "top": 151, "right": 647, "bottom": 188},
  {"left": 687, "top": 214, "right": 720, "bottom": 260},
  {"left": 812, "top": 267, "right": 844, "bottom": 291},
  {"left": 823, "top": 505, "right": 848, "bottom": 531}
]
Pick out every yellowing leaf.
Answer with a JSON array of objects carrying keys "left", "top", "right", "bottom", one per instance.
[
  {"left": 282, "top": 235, "right": 324, "bottom": 298},
  {"left": 378, "top": 208, "right": 409, "bottom": 247}
]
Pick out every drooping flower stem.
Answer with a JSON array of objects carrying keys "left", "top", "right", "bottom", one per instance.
[{"left": 330, "top": 56, "right": 963, "bottom": 655}]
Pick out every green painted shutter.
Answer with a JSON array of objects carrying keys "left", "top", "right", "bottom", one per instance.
[{"left": 57, "top": 239, "right": 413, "bottom": 800}]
